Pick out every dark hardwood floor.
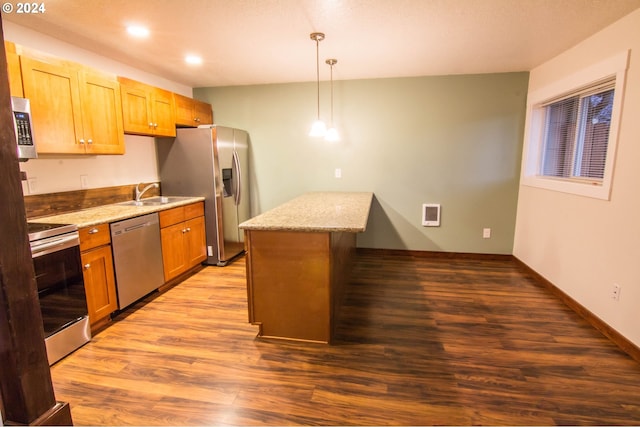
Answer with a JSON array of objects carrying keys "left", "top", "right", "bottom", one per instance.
[{"left": 50, "top": 251, "right": 640, "bottom": 425}]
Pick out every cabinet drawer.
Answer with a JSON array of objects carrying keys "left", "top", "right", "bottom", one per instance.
[
  {"left": 184, "top": 202, "right": 204, "bottom": 220},
  {"left": 79, "top": 223, "right": 111, "bottom": 251},
  {"left": 159, "top": 206, "right": 185, "bottom": 228},
  {"left": 159, "top": 202, "right": 204, "bottom": 228}
]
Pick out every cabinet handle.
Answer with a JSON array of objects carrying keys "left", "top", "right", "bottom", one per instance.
[
  {"left": 79, "top": 139, "right": 85, "bottom": 144},
  {"left": 87, "top": 139, "right": 93, "bottom": 144},
  {"left": 154, "top": 123, "right": 158, "bottom": 128},
  {"left": 194, "top": 118, "right": 200, "bottom": 122},
  {"left": 84, "top": 263, "right": 91, "bottom": 269},
  {"left": 88, "top": 228, "right": 99, "bottom": 234},
  {"left": 186, "top": 227, "right": 191, "bottom": 232},
  {"left": 149, "top": 122, "right": 154, "bottom": 128}
]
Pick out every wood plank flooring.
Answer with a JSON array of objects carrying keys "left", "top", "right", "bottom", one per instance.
[{"left": 50, "top": 251, "right": 640, "bottom": 425}]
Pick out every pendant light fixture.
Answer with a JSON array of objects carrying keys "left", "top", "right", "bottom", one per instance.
[
  {"left": 324, "top": 58, "right": 340, "bottom": 142},
  {"left": 309, "top": 32, "right": 326, "bottom": 137}
]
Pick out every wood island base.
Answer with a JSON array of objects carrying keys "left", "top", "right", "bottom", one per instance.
[
  {"left": 240, "top": 192, "right": 373, "bottom": 344},
  {"left": 244, "top": 229, "right": 356, "bottom": 343}
]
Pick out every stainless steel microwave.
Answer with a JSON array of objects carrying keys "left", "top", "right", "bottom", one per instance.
[{"left": 11, "top": 96, "right": 37, "bottom": 161}]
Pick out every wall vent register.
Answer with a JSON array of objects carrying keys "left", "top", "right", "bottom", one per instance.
[{"left": 422, "top": 204, "right": 441, "bottom": 227}]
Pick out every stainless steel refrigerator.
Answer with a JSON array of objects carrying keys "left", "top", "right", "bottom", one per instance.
[{"left": 156, "top": 126, "right": 250, "bottom": 265}]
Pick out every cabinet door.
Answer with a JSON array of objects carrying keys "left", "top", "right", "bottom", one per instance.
[
  {"left": 120, "top": 81, "right": 153, "bottom": 135},
  {"left": 161, "top": 222, "right": 188, "bottom": 281},
  {"left": 78, "top": 70, "right": 125, "bottom": 154},
  {"left": 185, "top": 216, "right": 207, "bottom": 267},
  {"left": 151, "top": 87, "right": 176, "bottom": 137},
  {"left": 174, "top": 93, "right": 195, "bottom": 127},
  {"left": 5, "top": 41, "right": 23, "bottom": 97},
  {"left": 193, "top": 99, "right": 213, "bottom": 125},
  {"left": 174, "top": 94, "right": 213, "bottom": 127},
  {"left": 20, "top": 56, "right": 85, "bottom": 154},
  {"left": 81, "top": 245, "right": 118, "bottom": 328}
]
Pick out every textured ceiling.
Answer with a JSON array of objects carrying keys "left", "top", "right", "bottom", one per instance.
[{"left": 4, "top": 0, "right": 640, "bottom": 88}]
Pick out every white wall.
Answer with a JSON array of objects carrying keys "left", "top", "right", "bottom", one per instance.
[
  {"left": 18, "top": 135, "right": 159, "bottom": 195},
  {"left": 2, "top": 21, "right": 190, "bottom": 195},
  {"left": 514, "top": 9, "right": 640, "bottom": 347}
]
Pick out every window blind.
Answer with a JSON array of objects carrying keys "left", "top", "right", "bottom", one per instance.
[{"left": 540, "top": 82, "right": 615, "bottom": 181}]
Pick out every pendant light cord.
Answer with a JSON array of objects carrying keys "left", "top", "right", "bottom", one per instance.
[
  {"left": 315, "top": 38, "right": 320, "bottom": 120},
  {"left": 325, "top": 59, "right": 337, "bottom": 126},
  {"left": 329, "top": 62, "right": 334, "bottom": 125}
]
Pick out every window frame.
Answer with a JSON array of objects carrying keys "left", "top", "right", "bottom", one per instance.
[{"left": 521, "top": 50, "right": 629, "bottom": 200}]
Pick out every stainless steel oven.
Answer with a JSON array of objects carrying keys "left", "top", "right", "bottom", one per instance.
[{"left": 28, "top": 222, "right": 91, "bottom": 365}]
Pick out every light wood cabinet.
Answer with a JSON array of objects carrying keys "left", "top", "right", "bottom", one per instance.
[
  {"left": 79, "top": 224, "right": 118, "bottom": 332},
  {"left": 118, "top": 76, "right": 176, "bottom": 137},
  {"left": 77, "top": 70, "right": 126, "bottom": 154},
  {"left": 5, "top": 41, "right": 23, "bottom": 97},
  {"left": 174, "top": 93, "right": 213, "bottom": 127},
  {"left": 20, "top": 55, "right": 125, "bottom": 154},
  {"left": 159, "top": 202, "right": 206, "bottom": 281}
]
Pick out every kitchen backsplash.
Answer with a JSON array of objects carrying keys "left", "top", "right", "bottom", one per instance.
[{"left": 24, "top": 183, "right": 160, "bottom": 219}]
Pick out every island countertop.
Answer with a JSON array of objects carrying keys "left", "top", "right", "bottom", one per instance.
[{"left": 239, "top": 191, "right": 374, "bottom": 233}]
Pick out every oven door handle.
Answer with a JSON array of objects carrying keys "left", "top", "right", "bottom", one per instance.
[{"left": 31, "top": 234, "right": 79, "bottom": 258}]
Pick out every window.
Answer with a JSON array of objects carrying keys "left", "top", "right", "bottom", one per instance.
[
  {"left": 521, "top": 50, "right": 629, "bottom": 200},
  {"left": 540, "top": 83, "right": 614, "bottom": 181}
]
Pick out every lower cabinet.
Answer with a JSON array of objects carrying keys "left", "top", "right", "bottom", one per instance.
[
  {"left": 79, "top": 224, "right": 118, "bottom": 331},
  {"left": 76, "top": 202, "right": 206, "bottom": 332},
  {"left": 159, "top": 202, "right": 207, "bottom": 281}
]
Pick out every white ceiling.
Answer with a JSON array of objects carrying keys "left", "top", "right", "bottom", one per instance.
[{"left": 4, "top": 0, "right": 640, "bottom": 88}]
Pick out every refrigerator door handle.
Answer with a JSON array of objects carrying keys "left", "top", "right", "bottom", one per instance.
[{"left": 232, "top": 150, "right": 242, "bottom": 206}]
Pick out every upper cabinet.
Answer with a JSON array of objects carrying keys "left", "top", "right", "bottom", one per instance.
[
  {"left": 7, "top": 41, "right": 212, "bottom": 150},
  {"left": 20, "top": 54, "right": 125, "bottom": 155},
  {"left": 174, "top": 93, "right": 213, "bottom": 127},
  {"left": 5, "top": 41, "right": 23, "bottom": 97},
  {"left": 118, "top": 77, "right": 176, "bottom": 137},
  {"left": 78, "top": 70, "right": 126, "bottom": 154}
]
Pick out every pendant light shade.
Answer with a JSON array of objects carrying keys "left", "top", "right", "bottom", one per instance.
[
  {"left": 309, "top": 32, "right": 326, "bottom": 137},
  {"left": 325, "top": 58, "right": 340, "bottom": 142},
  {"left": 325, "top": 126, "right": 339, "bottom": 141},
  {"left": 309, "top": 119, "right": 327, "bottom": 137}
]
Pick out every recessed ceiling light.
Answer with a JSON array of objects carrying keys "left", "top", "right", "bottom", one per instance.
[
  {"left": 185, "top": 55, "right": 203, "bottom": 65},
  {"left": 127, "top": 25, "right": 150, "bottom": 38}
]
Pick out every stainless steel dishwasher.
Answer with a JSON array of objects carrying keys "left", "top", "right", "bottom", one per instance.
[{"left": 110, "top": 213, "right": 165, "bottom": 310}]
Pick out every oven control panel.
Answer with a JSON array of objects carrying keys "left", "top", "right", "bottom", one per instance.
[{"left": 11, "top": 96, "right": 37, "bottom": 161}]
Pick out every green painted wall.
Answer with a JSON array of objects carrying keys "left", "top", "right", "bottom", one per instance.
[{"left": 195, "top": 72, "right": 528, "bottom": 254}]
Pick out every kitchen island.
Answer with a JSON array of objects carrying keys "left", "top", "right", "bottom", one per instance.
[{"left": 239, "top": 192, "right": 373, "bottom": 343}]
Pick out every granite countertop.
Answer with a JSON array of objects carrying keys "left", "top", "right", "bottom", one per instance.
[
  {"left": 29, "top": 196, "right": 205, "bottom": 228},
  {"left": 239, "top": 192, "right": 373, "bottom": 233}
]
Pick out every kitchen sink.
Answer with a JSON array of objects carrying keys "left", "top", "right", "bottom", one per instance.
[{"left": 118, "top": 196, "right": 194, "bottom": 206}]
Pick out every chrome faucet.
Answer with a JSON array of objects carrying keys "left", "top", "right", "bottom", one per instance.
[{"left": 135, "top": 182, "right": 159, "bottom": 202}]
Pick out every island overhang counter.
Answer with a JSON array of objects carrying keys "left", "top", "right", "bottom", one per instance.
[{"left": 239, "top": 192, "right": 373, "bottom": 343}]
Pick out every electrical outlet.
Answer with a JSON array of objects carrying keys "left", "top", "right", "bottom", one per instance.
[
  {"left": 27, "top": 177, "right": 37, "bottom": 194},
  {"left": 483, "top": 228, "right": 491, "bottom": 238},
  {"left": 335, "top": 168, "right": 342, "bottom": 178},
  {"left": 80, "top": 175, "right": 89, "bottom": 189},
  {"left": 612, "top": 283, "right": 621, "bottom": 301}
]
